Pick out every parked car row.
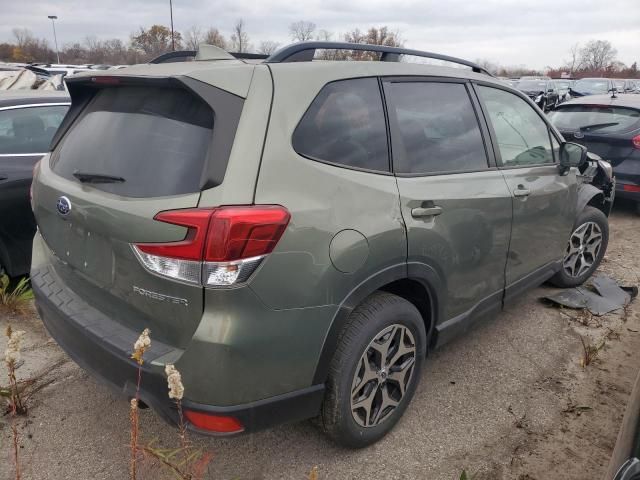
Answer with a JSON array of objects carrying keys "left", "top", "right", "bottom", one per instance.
[{"left": 502, "top": 76, "right": 640, "bottom": 112}]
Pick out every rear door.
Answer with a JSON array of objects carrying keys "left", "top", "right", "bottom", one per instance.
[
  {"left": 384, "top": 78, "right": 512, "bottom": 325},
  {"left": 0, "top": 102, "right": 68, "bottom": 275},
  {"left": 32, "top": 77, "right": 245, "bottom": 348},
  {"left": 475, "top": 84, "right": 577, "bottom": 298}
]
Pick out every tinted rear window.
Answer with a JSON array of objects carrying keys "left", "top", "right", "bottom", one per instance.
[
  {"left": 550, "top": 106, "right": 640, "bottom": 134},
  {"left": 51, "top": 86, "right": 213, "bottom": 197},
  {"left": 292, "top": 78, "right": 389, "bottom": 172}
]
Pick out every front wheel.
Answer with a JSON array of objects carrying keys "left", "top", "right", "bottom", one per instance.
[
  {"left": 321, "top": 292, "right": 426, "bottom": 448},
  {"left": 549, "top": 206, "right": 609, "bottom": 288}
]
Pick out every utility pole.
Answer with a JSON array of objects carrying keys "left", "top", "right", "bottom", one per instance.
[
  {"left": 169, "top": 0, "right": 175, "bottom": 51},
  {"left": 47, "top": 15, "right": 60, "bottom": 64}
]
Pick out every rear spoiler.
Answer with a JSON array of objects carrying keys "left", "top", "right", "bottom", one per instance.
[{"left": 149, "top": 49, "right": 268, "bottom": 64}]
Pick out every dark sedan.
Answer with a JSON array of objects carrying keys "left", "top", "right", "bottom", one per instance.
[
  {"left": 0, "top": 91, "right": 69, "bottom": 276},
  {"left": 515, "top": 78, "right": 559, "bottom": 111},
  {"left": 549, "top": 94, "right": 640, "bottom": 214}
]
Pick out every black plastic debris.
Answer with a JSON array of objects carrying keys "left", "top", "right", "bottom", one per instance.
[{"left": 542, "top": 275, "right": 638, "bottom": 316}]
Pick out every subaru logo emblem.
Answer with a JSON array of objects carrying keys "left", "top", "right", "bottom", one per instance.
[
  {"left": 574, "top": 131, "right": 584, "bottom": 139},
  {"left": 56, "top": 196, "right": 71, "bottom": 216}
]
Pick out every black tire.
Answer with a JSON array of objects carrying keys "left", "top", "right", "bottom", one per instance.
[
  {"left": 540, "top": 98, "right": 547, "bottom": 112},
  {"left": 549, "top": 206, "right": 609, "bottom": 288},
  {"left": 321, "top": 291, "right": 426, "bottom": 448}
]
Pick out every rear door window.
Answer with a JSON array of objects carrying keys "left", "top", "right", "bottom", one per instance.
[
  {"left": 550, "top": 106, "right": 640, "bottom": 134},
  {"left": 292, "top": 77, "right": 389, "bottom": 172},
  {"left": 384, "top": 81, "right": 489, "bottom": 174},
  {"left": 0, "top": 105, "right": 68, "bottom": 155},
  {"left": 51, "top": 86, "right": 214, "bottom": 197}
]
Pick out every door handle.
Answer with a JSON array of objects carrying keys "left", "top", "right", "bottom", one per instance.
[
  {"left": 411, "top": 206, "right": 443, "bottom": 218},
  {"left": 513, "top": 186, "right": 531, "bottom": 197}
]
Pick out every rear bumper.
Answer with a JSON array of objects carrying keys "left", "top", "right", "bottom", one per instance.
[{"left": 32, "top": 264, "right": 325, "bottom": 435}]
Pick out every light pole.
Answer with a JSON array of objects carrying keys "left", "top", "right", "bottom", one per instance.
[
  {"left": 169, "top": 0, "right": 175, "bottom": 51},
  {"left": 47, "top": 15, "right": 60, "bottom": 64}
]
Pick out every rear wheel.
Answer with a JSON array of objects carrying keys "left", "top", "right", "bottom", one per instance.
[
  {"left": 321, "top": 292, "right": 426, "bottom": 448},
  {"left": 550, "top": 206, "right": 609, "bottom": 288}
]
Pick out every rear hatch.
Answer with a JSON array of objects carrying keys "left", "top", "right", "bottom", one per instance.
[
  {"left": 550, "top": 103, "right": 640, "bottom": 179},
  {"left": 32, "top": 72, "right": 248, "bottom": 348}
]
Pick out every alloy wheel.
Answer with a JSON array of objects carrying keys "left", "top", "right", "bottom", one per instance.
[
  {"left": 562, "top": 221, "right": 603, "bottom": 278},
  {"left": 350, "top": 324, "right": 416, "bottom": 428}
]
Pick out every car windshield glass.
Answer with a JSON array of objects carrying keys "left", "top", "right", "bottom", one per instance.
[
  {"left": 573, "top": 79, "right": 609, "bottom": 92},
  {"left": 517, "top": 80, "right": 546, "bottom": 91},
  {"left": 549, "top": 106, "right": 640, "bottom": 134}
]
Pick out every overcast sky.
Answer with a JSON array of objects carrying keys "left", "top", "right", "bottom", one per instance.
[{"left": 2, "top": 0, "right": 639, "bottom": 69}]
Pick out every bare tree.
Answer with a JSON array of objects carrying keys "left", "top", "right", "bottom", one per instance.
[
  {"left": 289, "top": 21, "right": 316, "bottom": 42},
  {"left": 258, "top": 40, "right": 280, "bottom": 55},
  {"left": 342, "top": 26, "right": 403, "bottom": 60},
  {"left": 563, "top": 43, "right": 582, "bottom": 74},
  {"left": 184, "top": 25, "right": 203, "bottom": 50},
  {"left": 315, "top": 29, "right": 333, "bottom": 42},
  {"left": 579, "top": 40, "right": 617, "bottom": 71},
  {"left": 230, "top": 19, "right": 250, "bottom": 53},
  {"left": 12, "top": 28, "right": 32, "bottom": 47},
  {"left": 203, "top": 28, "right": 227, "bottom": 49}
]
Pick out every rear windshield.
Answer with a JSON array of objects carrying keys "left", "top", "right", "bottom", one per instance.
[
  {"left": 51, "top": 86, "right": 213, "bottom": 197},
  {"left": 550, "top": 105, "right": 640, "bottom": 134},
  {"left": 573, "top": 79, "right": 609, "bottom": 93}
]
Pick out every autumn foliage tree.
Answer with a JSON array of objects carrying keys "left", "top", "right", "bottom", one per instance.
[{"left": 130, "top": 25, "right": 182, "bottom": 59}]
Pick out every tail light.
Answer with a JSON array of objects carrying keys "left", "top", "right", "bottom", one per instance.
[
  {"left": 633, "top": 134, "right": 640, "bottom": 149},
  {"left": 132, "top": 205, "right": 290, "bottom": 287}
]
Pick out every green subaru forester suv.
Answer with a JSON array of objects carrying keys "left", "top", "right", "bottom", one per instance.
[{"left": 31, "top": 42, "right": 615, "bottom": 448}]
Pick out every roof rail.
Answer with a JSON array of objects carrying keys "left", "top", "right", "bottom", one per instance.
[
  {"left": 149, "top": 49, "right": 269, "bottom": 64},
  {"left": 265, "top": 41, "right": 491, "bottom": 75}
]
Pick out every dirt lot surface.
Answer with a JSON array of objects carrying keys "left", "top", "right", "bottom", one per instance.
[{"left": 1, "top": 201, "right": 639, "bottom": 480}]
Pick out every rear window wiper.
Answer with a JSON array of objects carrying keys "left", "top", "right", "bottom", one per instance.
[
  {"left": 73, "top": 172, "right": 126, "bottom": 184},
  {"left": 579, "top": 122, "right": 619, "bottom": 132}
]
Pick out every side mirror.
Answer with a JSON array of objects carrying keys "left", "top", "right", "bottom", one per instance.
[{"left": 559, "top": 142, "right": 587, "bottom": 174}]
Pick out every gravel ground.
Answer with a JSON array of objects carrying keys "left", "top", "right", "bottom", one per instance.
[{"left": 1, "top": 200, "right": 639, "bottom": 480}]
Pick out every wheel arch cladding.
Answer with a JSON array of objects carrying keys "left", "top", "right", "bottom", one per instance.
[
  {"left": 578, "top": 183, "right": 607, "bottom": 217},
  {"left": 312, "top": 264, "right": 439, "bottom": 385}
]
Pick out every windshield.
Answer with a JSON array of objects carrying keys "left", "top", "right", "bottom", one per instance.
[
  {"left": 572, "top": 79, "right": 609, "bottom": 93},
  {"left": 550, "top": 105, "right": 640, "bottom": 134},
  {"left": 517, "top": 80, "right": 546, "bottom": 91}
]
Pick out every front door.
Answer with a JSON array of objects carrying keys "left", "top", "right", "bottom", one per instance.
[{"left": 475, "top": 84, "right": 577, "bottom": 299}]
